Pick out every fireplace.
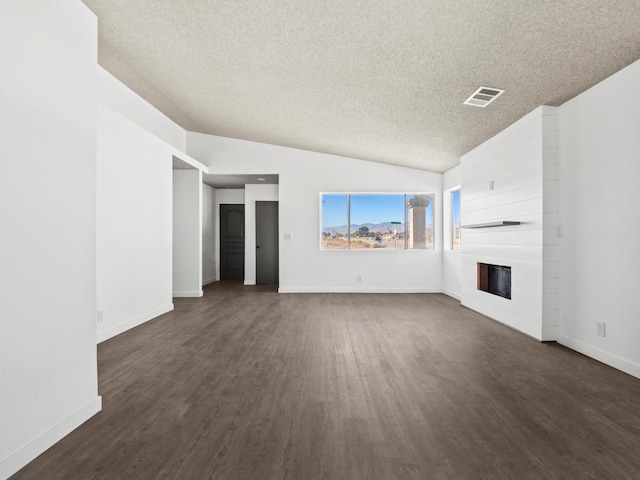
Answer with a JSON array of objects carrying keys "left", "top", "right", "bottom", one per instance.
[{"left": 477, "top": 263, "right": 511, "bottom": 300}]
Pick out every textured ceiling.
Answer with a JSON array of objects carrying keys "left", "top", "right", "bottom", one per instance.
[{"left": 82, "top": 0, "right": 640, "bottom": 173}]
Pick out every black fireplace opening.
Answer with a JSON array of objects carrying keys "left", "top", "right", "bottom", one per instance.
[{"left": 477, "top": 263, "right": 511, "bottom": 300}]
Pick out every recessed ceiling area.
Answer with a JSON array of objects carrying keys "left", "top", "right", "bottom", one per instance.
[
  {"left": 81, "top": 0, "right": 640, "bottom": 173},
  {"left": 172, "top": 156, "right": 196, "bottom": 170},
  {"left": 203, "top": 174, "right": 279, "bottom": 189}
]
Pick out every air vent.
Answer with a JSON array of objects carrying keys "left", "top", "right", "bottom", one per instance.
[{"left": 464, "top": 86, "right": 505, "bottom": 107}]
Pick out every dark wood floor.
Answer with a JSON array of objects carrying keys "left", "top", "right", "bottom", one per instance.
[{"left": 13, "top": 282, "right": 640, "bottom": 479}]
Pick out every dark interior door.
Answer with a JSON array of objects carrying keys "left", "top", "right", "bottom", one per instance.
[
  {"left": 220, "top": 204, "right": 244, "bottom": 281},
  {"left": 256, "top": 201, "right": 279, "bottom": 285}
]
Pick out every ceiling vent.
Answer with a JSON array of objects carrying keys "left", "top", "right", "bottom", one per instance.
[{"left": 464, "top": 87, "right": 505, "bottom": 107}]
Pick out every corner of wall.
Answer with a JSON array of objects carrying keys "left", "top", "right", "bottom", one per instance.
[{"left": 97, "top": 66, "right": 187, "bottom": 151}]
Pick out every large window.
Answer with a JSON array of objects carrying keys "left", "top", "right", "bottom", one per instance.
[
  {"left": 451, "top": 189, "right": 461, "bottom": 250},
  {"left": 321, "top": 194, "right": 349, "bottom": 250},
  {"left": 321, "top": 193, "right": 434, "bottom": 250}
]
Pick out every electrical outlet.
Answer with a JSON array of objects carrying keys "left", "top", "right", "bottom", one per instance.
[
  {"left": 596, "top": 321, "right": 606, "bottom": 337},
  {"left": 356, "top": 275, "right": 362, "bottom": 283},
  {"left": 97, "top": 310, "right": 104, "bottom": 323}
]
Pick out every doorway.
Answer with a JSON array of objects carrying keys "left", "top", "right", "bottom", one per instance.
[
  {"left": 256, "top": 201, "right": 279, "bottom": 285},
  {"left": 220, "top": 204, "right": 244, "bottom": 281}
]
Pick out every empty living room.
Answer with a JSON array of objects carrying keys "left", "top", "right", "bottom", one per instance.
[{"left": 3, "top": 1, "right": 640, "bottom": 479}]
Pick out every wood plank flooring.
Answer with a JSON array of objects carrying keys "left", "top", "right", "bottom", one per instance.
[{"left": 12, "top": 282, "right": 640, "bottom": 479}]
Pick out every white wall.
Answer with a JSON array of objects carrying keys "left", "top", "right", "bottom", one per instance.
[
  {"left": 96, "top": 45, "right": 206, "bottom": 341},
  {"left": 202, "top": 184, "right": 217, "bottom": 285},
  {"left": 187, "top": 134, "right": 442, "bottom": 293},
  {"left": 245, "top": 184, "right": 280, "bottom": 285},
  {"left": 443, "top": 165, "right": 462, "bottom": 300},
  {"left": 173, "top": 170, "right": 203, "bottom": 297},
  {"left": 460, "top": 106, "right": 559, "bottom": 341},
  {"left": 215, "top": 189, "right": 245, "bottom": 281},
  {"left": 558, "top": 59, "right": 640, "bottom": 378},
  {"left": 96, "top": 105, "right": 174, "bottom": 342},
  {"left": 0, "top": 2, "right": 101, "bottom": 477},
  {"left": 98, "top": 66, "right": 186, "bottom": 151}
]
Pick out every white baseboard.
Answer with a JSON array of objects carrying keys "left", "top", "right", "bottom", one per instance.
[
  {"left": 461, "top": 300, "right": 543, "bottom": 342},
  {"left": 278, "top": 287, "right": 442, "bottom": 294},
  {"left": 442, "top": 289, "right": 461, "bottom": 301},
  {"left": 557, "top": 333, "right": 640, "bottom": 380},
  {"left": 0, "top": 396, "right": 102, "bottom": 479},
  {"left": 97, "top": 304, "right": 174, "bottom": 344},
  {"left": 202, "top": 277, "right": 216, "bottom": 286},
  {"left": 172, "top": 291, "right": 203, "bottom": 298}
]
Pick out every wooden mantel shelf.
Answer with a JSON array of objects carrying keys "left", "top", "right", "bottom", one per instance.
[{"left": 461, "top": 221, "right": 521, "bottom": 229}]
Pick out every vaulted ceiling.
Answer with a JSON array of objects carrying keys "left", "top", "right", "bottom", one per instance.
[{"left": 82, "top": 0, "right": 640, "bottom": 172}]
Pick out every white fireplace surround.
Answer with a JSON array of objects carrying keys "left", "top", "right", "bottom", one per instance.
[{"left": 460, "top": 106, "right": 560, "bottom": 342}]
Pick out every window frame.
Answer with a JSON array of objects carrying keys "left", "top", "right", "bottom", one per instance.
[
  {"left": 445, "top": 187, "right": 461, "bottom": 251},
  {"left": 320, "top": 192, "right": 435, "bottom": 251}
]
